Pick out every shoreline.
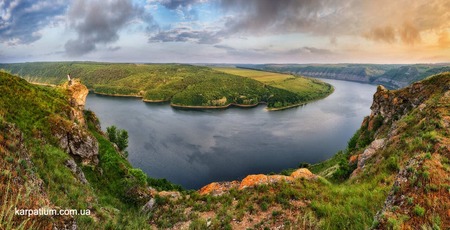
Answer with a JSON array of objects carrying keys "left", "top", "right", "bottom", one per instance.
[
  {"left": 170, "top": 102, "right": 263, "bottom": 109},
  {"left": 143, "top": 99, "right": 170, "bottom": 103},
  {"left": 93, "top": 91, "right": 143, "bottom": 98},
  {"left": 91, "top": 86, "right": 334, "bottom": 111}
]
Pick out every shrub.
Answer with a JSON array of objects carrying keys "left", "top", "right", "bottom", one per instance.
[
  {"left": 332, "top": 159, "right": 357, "bottom": 181},
  {"left": 413, "top": 205, "right": 425, "bottom": 216},
  {"left": 129, "top": 168, "right": 148, "bottom": 186}
]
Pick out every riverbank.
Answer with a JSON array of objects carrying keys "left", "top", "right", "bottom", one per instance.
[
  {"left": 93, "top": 91, "right": 143, "bottom": 98},
  {"left": 91, "top": 85, "right": 334, "bottom": 111}
]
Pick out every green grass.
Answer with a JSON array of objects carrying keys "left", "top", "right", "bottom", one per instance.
[
  {"left": 214, "top": 67, "right": 334, "bottom": 105},
  {"left": 0, "top": 62, "right": 333, "bottom": 109}
]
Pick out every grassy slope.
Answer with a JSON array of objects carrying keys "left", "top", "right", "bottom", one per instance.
[
  {"left": 0, "top": 62, "right": 332, "bottom": 109},
  {"left": 0, "top": 71, "right": 179, "bottom": 229}
]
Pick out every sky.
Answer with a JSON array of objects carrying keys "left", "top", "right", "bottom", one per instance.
[{"left": 1, "top": 0, "right": 449, "bottom": 64}]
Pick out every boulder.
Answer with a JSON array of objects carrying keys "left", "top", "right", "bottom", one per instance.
[
  {"left": 142, "top": 198, "right": 155, "bottom": 212},
  {"left": 290, "top": 168, "right": 315, "bottom": 179},
  {"left": 64, "top": 158, "right": 88, "bottom": 184}
]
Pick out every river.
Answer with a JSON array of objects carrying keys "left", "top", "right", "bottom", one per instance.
[{"left": 85, "top": 79, "right": 377, "bottom": 189}]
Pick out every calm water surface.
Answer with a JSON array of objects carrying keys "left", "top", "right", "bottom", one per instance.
[{"left": 86, "top": 79, "right": 377, "bottom": 189}]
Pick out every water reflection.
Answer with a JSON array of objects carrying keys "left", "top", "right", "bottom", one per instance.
[{"left": 86, "top": 79, "right": 377, "bottom": 189}]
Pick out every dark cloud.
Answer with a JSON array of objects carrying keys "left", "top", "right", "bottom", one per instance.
[
  {"left": 0, "top": 0, "right": 68, "bottom": 44},
  {"left": 219, "top": 0, "right": 343, "bottom": 36},
  {"left": 149, "top": 27, "right": 220, "bottom": 44},
  {"left": 156, "top": 0, "right": 206, "bottom": 10},
  {"left": 65, "top": 0, "right": 153, "bottom": 56}
]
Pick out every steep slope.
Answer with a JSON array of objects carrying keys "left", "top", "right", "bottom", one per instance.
[
  {"left": 0, "top": 71, "right": 179, "bottom": 229},
  {"left": 144, "top": 73, "right": 449, "bottom": 229}
]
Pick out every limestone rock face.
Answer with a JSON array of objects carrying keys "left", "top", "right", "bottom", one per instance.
[
  {"left": 50, "top": 80, "right": 99, "bottom": 165},
  {"left": 351, "top": 138, "right": 386, "bottom": 177},
  {"left": 369, "top": 82, "right": 429, "bottom": 128},
  {"left": 65, "top": 80, "right": 89, "bottom": 127},
  {"left": 51, "top": 116, "right": 99, "bottom": 165},
  {"left": 199, "top": 168, "right": 316, "bottom": 196}
]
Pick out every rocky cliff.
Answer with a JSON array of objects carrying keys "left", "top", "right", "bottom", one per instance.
[
  {"left": 51, "top": 79, "right": 98, "bottom": 165},
  {"left": 347, "top": 73, "right": 450, "bottom": 228}
]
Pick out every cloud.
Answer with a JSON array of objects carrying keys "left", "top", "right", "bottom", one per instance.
[
  {"left": 438, "top": 31, "right": 450, "bottom": 48},
  {"left": 149, "top": 27, "right": 220, "bottom": 44},
  {"left": 153, "top": 0, "right": 206, "bottom": 10},
  {"left": 364, "top": 26, "right": 396, "bottom": 43},
  {"left": 217, "top": 0, "right": 450, "bottom": 46},
  {"left": 287, "top": 47, "right": 334, "bottom": 55},
  {"left": 399, "top": 22, "right": 421, "bottom": 45},
  {"left": 0, "top": 0, "right": 68, "bottom": 44},
  {"left": 65, "top": 0, "right": 153, "bottom": 56},
  {"left": 218, "top": 0, "right": 344, "bottom": 36}
]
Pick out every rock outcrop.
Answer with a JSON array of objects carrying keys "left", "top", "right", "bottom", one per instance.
[
  {"left": 65, "top": 79, "right": 89, "bottom": 127},
  {"left": 199, "top": 168, "right": 316, "bottom": 196},
  {"left": 351, "top": 138, "right": 386, "bottom": 176},
  {"left": 50, "top": 79, "right": 99, "bottom": 165}
]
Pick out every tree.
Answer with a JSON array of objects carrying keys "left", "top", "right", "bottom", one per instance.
[
  {"left": 117, "top": 129, "right": 128, "bottom": 151},
  {"left": 106, "top": 126, "right": 117, "bottom": 144},
  {"left": 106, "top": 125, "right": 129, "bottom": 152}
]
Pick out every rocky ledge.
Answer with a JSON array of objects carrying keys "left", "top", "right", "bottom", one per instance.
[{"left": 199, "top": 168, "right": 316, "bottom": 196}]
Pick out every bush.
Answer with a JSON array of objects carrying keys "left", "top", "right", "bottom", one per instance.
[
  {"left": 332, "top": 158, "right": 357, "bottom": 181},
  {"left": 413, "top": 205, "right": 425, "bottom": 216},
  {"left": 129, "top": 168, "right": 148, "bottom": 186}
]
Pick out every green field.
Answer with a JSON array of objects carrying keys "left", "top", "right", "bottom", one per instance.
[
  {"left": 0, "top": 62, "right": 333, "bottom": 109},
  {"left": 214, "top": 67, "right": 334, "bottom": 109}
]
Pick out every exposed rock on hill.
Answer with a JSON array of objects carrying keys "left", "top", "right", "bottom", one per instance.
[
  {"left": 345, "top": 73, "right": 450, "bottom": 228},
  {"left": 49, "top": 80, "right": 99, "bottom": 165},
  {"left": 199, "top": 168, "right": 316, "bottom": 195},
  {"left": 65, "top": 79, "right": 89, "bottom": 127}
]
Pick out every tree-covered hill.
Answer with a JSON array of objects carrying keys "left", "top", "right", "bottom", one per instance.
[{"left": 0, "top": 62, "right": 333, "bottom": 110}]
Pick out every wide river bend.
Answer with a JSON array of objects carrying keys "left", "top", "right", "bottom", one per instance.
[{"left": 86, "top": 79, "right": 377, "bottom": 189}]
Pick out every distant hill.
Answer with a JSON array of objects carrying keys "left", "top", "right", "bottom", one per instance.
[
  {"left": 0, "top": 62, "right": 332, "bottom": 110},
  {"left": 240, "top": 63, "right": 450, "bottom": 89}
]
